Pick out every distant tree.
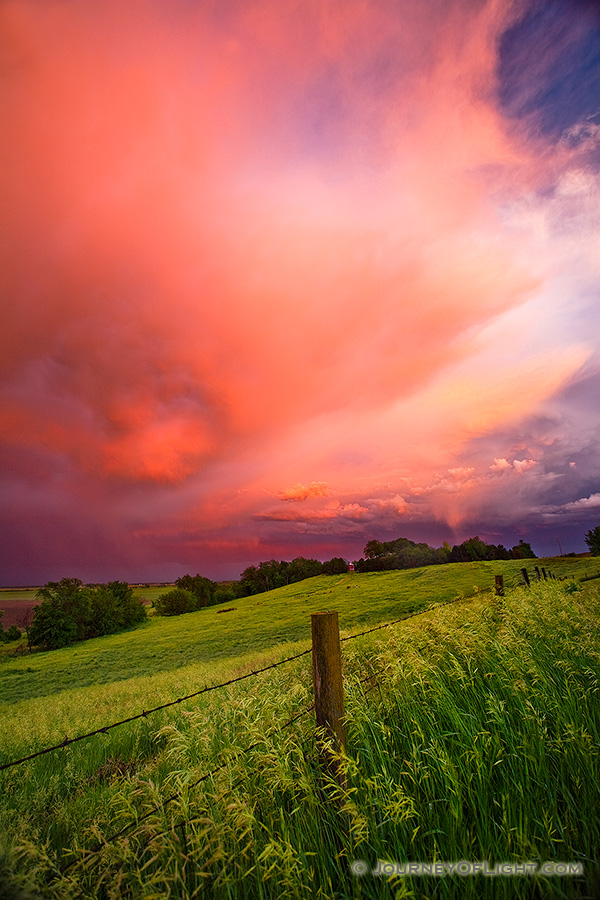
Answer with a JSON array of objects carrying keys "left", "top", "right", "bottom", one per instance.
[
  {"left": 322, "top": 557, "right": 348, "bottom": 575},
  {"left": 239, "top": 560, "right": 286, "bottom": 595},
  {"left": 29, "top": 597, "right": 78, "bottom": 650},
  {"left": 29, "top": 578, "right": 146, "bottom": 650},
  {"left": 106, "top": 581, "right": 147, "bottom": 627},
  {"left": 450, "top": 537, "right": 491, "bottom": 563},
  {"left": 87, "top": 586, "right": 120, "bottom": 638},
  {"left": 85, "top": 582, "right": 145, "bottom": 638},
  {"left": 364, "top": 540, "right": 386, "bottom": 560},
  {"left": 509, "top": 540, "right": 536, "bottom": 560},
  {"left": 16, "top": 606, "right": 35, "bottom": 651},
  {"left": 238, "top": 556, "right": 324, "bottom": 596},
  {"left": 175, "top": 574, "right": 215, "bottom": 607},
  {"left": 154, "top": 588, "right": 198, "bottom": 616},
  {"left": 248, "top": 560, "right": 278, "bottom": 592},
  {"left": 436, "top": 543, "right": 452, "bottom": 564},
  {"left": 353, "top": 556, "right": 378, "bottom": 573},
  {"left": 287, "top": 557, "right": 323, "bottom": 582},
  {"left": 30, "top": 578, "right": 88, "bottom": 649},
  {"left": 213, "top": 584, "right": 237, "bottom": 604},
  {"left": 494, "top": 544, "right": 512, "bottom": 561},
  {"left": 239, "top": 565, "right": 260, "bottom": 595},
  {"left": 585, "top": 526, "right": 600, "bottom": 556}
]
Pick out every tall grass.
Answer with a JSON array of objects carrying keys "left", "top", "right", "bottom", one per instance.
[{"left": 1, "top": 574, "right": 599, "bottom": 898}]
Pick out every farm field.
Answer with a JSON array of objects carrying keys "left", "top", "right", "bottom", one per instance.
[
  {"left": 0, "top": 585, "right": 171, "bottom": 630},
  {"left": 1, "top": 557, "right": 599, "bottom": 898}
]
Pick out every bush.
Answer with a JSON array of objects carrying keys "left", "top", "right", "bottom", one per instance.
[
  {"left": 1, "top": 626, "right": 22, "bottom": 643},
  {"left": 213, "top": 586, "right": 237, "bottom": 605},
  {"left": 175, "top": 574, "right": 215, "bottom": 607},
  {"left": 154, "top": 588, "right": 199, "bottom": 616}
]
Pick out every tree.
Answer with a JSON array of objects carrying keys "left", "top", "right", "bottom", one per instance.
[
  {"left": 364, "top": 540, "right": 386, "bottom": 560},
  {"left": 16, "top": 606, "right": 35, "bottom": 650},
  {"left": 154, "top": 588, "right": 198, "bottom": 616},
  {"left": 509, "top": 539, "right": 536, "bottom": 560},
  {"left": 322, "top": 557, "right": 348, "bottom": 575},
  {"left": 1, "top": 625, "right": 21, "bottom": 643},
  {"left": 213, "top": 584, "right": 237, "bottom": 604},
  {"left": 29, "top": 579, "right": 89, "bottom": 649},
  {"left": 175, "top": 574, "right": 215, "bottom": 607},
  {"left": 28, "top": 578, "right": 146, "bottom": 650},
  {"left": 287, "top": 557, "right": 322, "bottom": 582},
  {"left": 106, "top": 581, "right": 147, "bottom": 627},
  {"left": 585, "top": 526, "right": 600, "bottom": 556},
  {"left": 29, "top": 598, "right": 78, "bottom": 650},
  {"left": 450, "top": 537, "right": 491, "bottom": 563}
]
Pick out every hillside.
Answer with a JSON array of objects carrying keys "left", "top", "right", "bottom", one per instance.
[{"left": 1, "top": 558, "right": 599, "bottom": 899}]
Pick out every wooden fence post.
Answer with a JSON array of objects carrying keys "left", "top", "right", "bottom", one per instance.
[
  {"left": 521, "top": 568, "right": 530, "bottom": 587},
  {"left": 311, "top": 611, "right": 346, "bottom": 755},
  {"left": 495, "top": 575, "right": 504, "bottom": 596},
  {"left": 534, "top": 566, "right": 541, "bottom": 580}
]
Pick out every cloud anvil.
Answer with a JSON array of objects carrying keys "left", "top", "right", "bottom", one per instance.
[{"left": 1, "top": 0, "right": 599, "bottom": 583}]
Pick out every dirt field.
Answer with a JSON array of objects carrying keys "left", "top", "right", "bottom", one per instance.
[
  {"left": 0, "top": 600, "right": 38, "bottom": 629},
  {"left": 0, "top": 595, "right": 155, "bottom": 630}
]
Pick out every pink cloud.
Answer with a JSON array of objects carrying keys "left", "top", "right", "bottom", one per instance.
[
  {"left": 0, "top": 0, "right": 598, "bottom": 580},
  {"left": 490, "top": 458, "right": 513, "bottom": 472},
  {"left": 512, "top": 459, "right": 538, "bottom": 474},
  {"left": 273, "top": 482, "right": 331, "bottom": 502}
]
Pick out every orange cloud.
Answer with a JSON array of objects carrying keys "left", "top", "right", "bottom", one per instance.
[
  {"left": 274, "top": 482, "right": 331, "bottom": 502},
  {"left": 1, "top": 0, "right": 598, "bottom": 580}
]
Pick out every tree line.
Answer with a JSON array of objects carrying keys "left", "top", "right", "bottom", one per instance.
[
  {"left": 153, "top": 558, "right": 349, "bottom": 614},
  {"left": 10, "top": 527, "right": 577, "bottom": 649},
  {"left": 353, "top": 535, "right": 536, "bottom": 572},
  {"left": 165, "top": 536, "right": 538, "bottom": 611}
]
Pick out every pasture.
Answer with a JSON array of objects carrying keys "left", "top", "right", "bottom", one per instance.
[{"left": 0, "top": 557, "right": 599, "bottom": 898}]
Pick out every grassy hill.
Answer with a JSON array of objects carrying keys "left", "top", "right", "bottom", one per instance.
[
  {"left": 1, "top": 557, "right": 599, "bottom": 898},
  {"left": 1, "top": 556, "right": 595, "bottom": 704}
]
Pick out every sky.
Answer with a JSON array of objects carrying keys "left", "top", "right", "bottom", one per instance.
[{"left": 1, "top": 0, "right": 600, "bottom": 585}]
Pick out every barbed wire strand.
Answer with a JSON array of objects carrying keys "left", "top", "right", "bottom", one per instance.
[
  {"left": 147, "top": 669, "right": 393, "bottom": 849},
  {"left": 62, "top": 701, "right": 316, "bottom": 874},
  {"left": 0, "top": 647, "right": 313, "bottom": 773},
  {"left": 54, "top": 581, "right": 528, "bottom": 883},
  {"left": 1, "top": 581, "right": 522, "bottom": 773},
  {"left": 340, "top": 590, "right": 483, "bottom": 644}
]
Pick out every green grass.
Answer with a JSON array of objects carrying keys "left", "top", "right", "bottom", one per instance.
[
  {"left": 1, "top": 558, "right": 591, "bottom": 706},
  {"left": 1, "top": 558, "right": 599, "bottom": 899}
]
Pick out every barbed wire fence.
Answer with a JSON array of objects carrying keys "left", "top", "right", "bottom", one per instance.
[
  {"left": 0, "top": 647, "right": 314, "bottom": 773},
  {"left": 1, "top": 567, "right": 558, "bottom": 886},
  {"left": 1, "top": 567, "right": 543, "bottom": 777}
]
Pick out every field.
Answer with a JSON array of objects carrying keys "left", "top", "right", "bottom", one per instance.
[
  {"left": 0, "top": 586, "right": 170, "bottom": 630},
  {"left": 1, "top": 557, "right": 599, "bottom": 898}
]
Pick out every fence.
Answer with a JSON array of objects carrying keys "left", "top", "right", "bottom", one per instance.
[{"left": 0, "top": 567, "right": 556, "bottom": 878}]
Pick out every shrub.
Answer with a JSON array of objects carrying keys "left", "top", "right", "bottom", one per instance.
[
  {"left": 154, "top": 588, "right": 199, "bottom": 616},
  {"left": 2, "top": 625, "right": 22, "bottom": 643}
]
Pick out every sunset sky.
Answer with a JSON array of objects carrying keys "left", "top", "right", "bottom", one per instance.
[{"left": 2, "top": 0, "right": 600, "bottom": 585}]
